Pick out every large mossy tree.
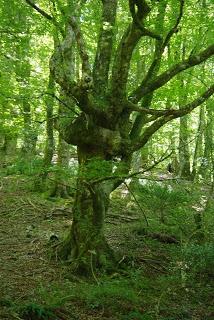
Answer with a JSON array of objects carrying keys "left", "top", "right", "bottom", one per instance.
[{"left": 24, "top": 0, "right": 214, "bottom": 273}]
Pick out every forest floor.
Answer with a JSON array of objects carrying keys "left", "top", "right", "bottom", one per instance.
[{"left": 0, "top": 174, "right": 214, "bottom": 320}]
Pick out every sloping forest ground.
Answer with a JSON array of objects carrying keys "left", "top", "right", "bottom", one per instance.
[{"left": 0, "top": 171, "right": 214, "bottom": 320}]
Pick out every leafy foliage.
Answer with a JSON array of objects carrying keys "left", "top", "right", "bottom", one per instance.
[
  {"left": 18, "top": 303, "right": 57, "bottom": 320},
  {"left": 182, "top": 243, "right": 214, "bottom": 277},
  {"left": 0, "top": 0, "right": 213, "bottom": 319}
]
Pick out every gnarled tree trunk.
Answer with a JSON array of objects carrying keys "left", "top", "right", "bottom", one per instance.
[
  {"left": 24, "top": 0, "right": 214, "bottom": 275},
  {"left": 58, "top": 150, "right": 116, "bottom": 274}
]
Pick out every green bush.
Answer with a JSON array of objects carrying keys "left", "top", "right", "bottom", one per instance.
[
  {"left": 37, "top": 278, "right": 140, "bottom": 314},
  {"left": 136, "top": 182, "right": 189, "bottom": 210},
  {"left": 17, "top": 302, "right": 57, "bottom": 320},
  {"left": 69, "top": 279, "right": 140, "bottom": 310},
  {"left": 182, "top": 243, "right": 214, "bottom": 276},
  {"left": 6, "top": 157, "right": 44, "bottom": 176}
]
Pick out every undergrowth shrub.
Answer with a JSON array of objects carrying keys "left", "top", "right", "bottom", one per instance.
[
  {"left": 17, "top": 302, "right": 57, "bottom": 320},
  {"left": 37, "top": 278, "right": 141, "bottom": 317},
  {"left": 182, "top": 243, "right": 214, "bottom": 277},
  {"left": 136, "top": 182, "right": 189, "bottom": 214},
  {"left": 6, "top": 157, "right": 44, "bottom": 176},
  {"left": 133, "top": 182, "right": 196, "bottom": 238}
]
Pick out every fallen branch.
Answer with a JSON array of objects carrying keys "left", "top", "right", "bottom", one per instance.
[
  {"left": 146, "top": 232, "right": 179, "bottom": 244},
  {"left": 107, "top": 212, "right": 139, "bottom": 222}
]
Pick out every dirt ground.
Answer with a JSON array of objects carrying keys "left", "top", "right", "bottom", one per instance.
[
  {"left": 0, "top": 178, "right": 65, "bottom": 317},
  {"left": 1, "top": 176, "right": 214, "bottom": 320},
  {"left": 0, "top": 176, "right": 139, "bottom": 320}
]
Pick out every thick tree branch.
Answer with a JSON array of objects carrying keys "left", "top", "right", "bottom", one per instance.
[
  {"left": 69, "top": 16, "right": 91, "bottom": 78},
  {"left": 92, "top": 0, "right": 118, "bottom": 96},
  {"left": 129, "top": 94, "right": 154, "bottom": 139},
  {"left": 162, "top": 0, "right": 184, "bottom": 49},
  {"left": 25, "top": 0, "right": 53, "bottom": 20},
  {"left": 129, "top": 0, "right": 161, "bottom": 40},
  {"left": 90, "top": 150, "right": 172, "bottom": 185},
  {"left": 129, "top": 3, "right": 167, "bottom": 138},
  {"left": 110, "top": 1, "right": 169, "bottom": 100},
  {"left": 50, "top": 27, "right": 77, "bottom": 97},
  {"left": 129, "top": 0, "right": 151, "bottom": 22},
  {"left": 49, "top": 24, "right": 112, "bottom": 126},
  {"left": 127, "top": 83, "right": 213, "bottom": 124},
  {"left": 25, "top": 0, "right": 64, "bottom": 36},
  {"left": 131, "top": 44, "right": 214, "bottom": 102},
  {"left": 131, "top": 84, "right": 214, "bottom": 152},
  {"left": 110, "top": 0, "right": 156, "bottom": 99},
  {"left": 172, "top": 84, "right": 214, "bottom": 117},
  {"left": 110, "top": 24, "right": 142, "bottom": 99},
  {"left": 126, "top": 101, "right": 173, "bottom": 116},
  {"left": 134, "top": 0, "right": 184, "bottom": 98}
]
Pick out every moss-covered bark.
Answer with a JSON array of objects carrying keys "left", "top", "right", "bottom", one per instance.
[
  {"left": 58, "top": 150, "right": 115, "bottom": 274},
  {"left": 28, "top": 0, "right": 214, "bottom": 275}
]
